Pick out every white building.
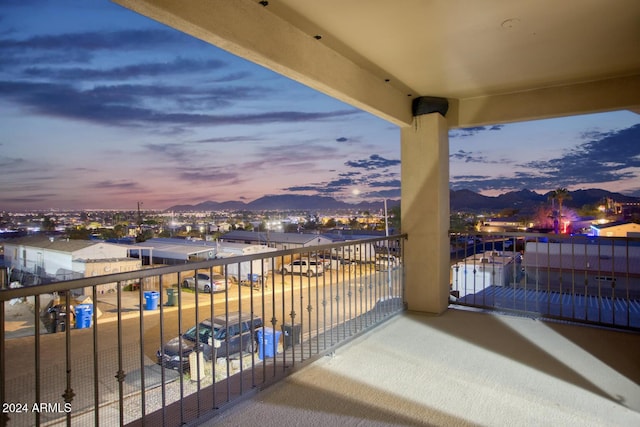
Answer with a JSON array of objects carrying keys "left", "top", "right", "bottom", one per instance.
[
  {"left": 3, "top": 237, "right": 140, "bottom": 293},
  {"left": 590, "top": 221, "right": 640, "bottom": 237},
  {"left": 220, "top": 230, "right": 333, "bottom": 251},
  {"left": 131, "top": 238, "right": 277, "bottom": 281},
  {"left": 215, "top": 242, "right": 278, "bottom": 281},
  {"left": 523, "top": 239, "right": 640, "bottom": 299},
  {"left": 131, "top": 238, "right": 218, "bottom": 264},
  {"left": 451, "top": 251, "right": 518, "bottom": 298}
]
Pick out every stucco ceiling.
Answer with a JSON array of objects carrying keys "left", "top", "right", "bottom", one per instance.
[
  {"left": 268, "top": 0, "right": 640, "bottom": 99},
  {"left": 114, "top": 0, "right": 639, "bottom": 126}
]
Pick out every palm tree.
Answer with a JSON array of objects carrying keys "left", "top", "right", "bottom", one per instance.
[{"left": 548, "top": 188, "right": 571, "bottom": 233}]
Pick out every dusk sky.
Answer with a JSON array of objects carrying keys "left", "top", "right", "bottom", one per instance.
[{"left": 2, "top": 1, "right": 639, "bottom": 211}]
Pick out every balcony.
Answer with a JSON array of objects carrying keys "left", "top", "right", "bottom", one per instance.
[
  {"left": 201, "top": 308, "right": 640, "bottom": 426},
  {"left": 1, "top": 237, "right": 405, "bottom": 426},
  {"left": 2, "top": 235, "right": 639, "bottom": 426},
  {"left": 450, "top": 232, "right": 640, "bottom": 330}
]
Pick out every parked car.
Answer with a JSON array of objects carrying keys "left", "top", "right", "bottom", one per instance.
[
  {"left": 182, "top": 272, "right": 227, "bottom": 293},
  {"left": 157, "top": 311, "right": 263, "bottom": 370},
  {"left": 280, "top": 258, "right": 324, "bottom": 276}
]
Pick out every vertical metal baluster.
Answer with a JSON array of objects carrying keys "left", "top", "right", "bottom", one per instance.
[
  {"left": 546, "top": 239, "right": 551, "bottom": 316},
  {"left": 316, "top": 251, "right": 322, "bottom": 354},
  {"left": 335, "top": 248, "right": 341, "bottom": 345},
  {"left": 0, "top": 297, "right": 7, "bottom": 427},
  {"left": 343, "top": 246, "right": 348, "bottom": 340},
  {"left": 627, "top": 239, "right": 633, "bottom": 328},
  {"left": 249, "top": 255, "right": 259, "bottom": 388},
  {"left": 584, "top": 242, "right": 589, "bottom": 321},
  {"left": 597, "top": 240, "right": 602, "bottom": 323},
  {"left": 262, "top": 256, "right": 272, "bottom": 376},
  {"left": 62, "top": 292, "right": 74, "bottom": 426},
  {"left": 197, "top": 267, "right": 204, "bottom": 412},
  {"left": 611, "top": 239, "right": 616, "bottom": 326},
  {"left": 115, "top": 281, "right": 125, "bottom": 427},
  {"left": 365, "top": 243, "right": 371, "bottom": 329},
  {"left": 313, "top": 250, "right": 318, "bottom": 353},
  {"left": 209, "top": 269, "right": 216, "bottom": 410},
  {"left": 519, "top": 235, "right": 524, "bottom": 311},
  {"left": 92, "top": 285, "right": 100, "bottom": 426},
  {"left": 625, "top": 240, "right": 630, "bottom": 327},
  {"left": 139, "top": 277, "right": 146, "bottom": 424},
  {"left": 306, "top": 252, "right": 312, "bottom": 358},
  {"left": 223, "top": 299, "right": 230, "bottom": 403},
  {"left": 330, "top": 251, "right": 336, "bottom": 346},
  {"left": 348, "top": 244, "right": 354, "bottom": 336},
  {"left": 355, "top": 246, "right": 361, "bottom": 333},
  {"left": 278, "top": 255, "right": 284, "bottom": 376},
  {"left": 356, "top": 245, "right": 373, "bottom": 330},
  {"left": 237, "top": 262, "right": 243, "bottom": 397},
  {"left": 524, "top": 237, "right": 540, "bottom": 313},
  {"left": 159, "top": 275, "right": 167, "bottom": 425},
  {"left": 342, "top": 246, "right": 347, "bottom": 338},
  {"left": 301, "top": 250, "right": 307, "bottom": 361},
  {"left": 558, "top": 240, "right": 563, "bottom": 318},
  {"left": 571, "top": 239, "right": 576, "bottom": 320},
  {"left": 322, "top": 252, "right": 329, "bottom": 351},
  {"left": 33, "top": 292, "right": 41, "bottom": 427},
  {"left": 193, "top": 267, "right": 202, "bottom": 416},
  {"left": 0, "top": 292, "right": 5, "bottom": 427},
  {"left": 177, "top": 271, "right": 185, "bottom": 425}
]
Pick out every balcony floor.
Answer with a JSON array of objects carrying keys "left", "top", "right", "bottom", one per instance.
[{"left": 202, "top": 307, "right": 640, "bottom": 427}]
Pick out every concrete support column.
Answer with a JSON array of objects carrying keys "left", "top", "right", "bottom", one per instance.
[{"left": 401, "top": 112, "right": 450, "bottom": 314}]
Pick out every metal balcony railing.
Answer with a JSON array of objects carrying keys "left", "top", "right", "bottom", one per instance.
[
  {"left": 0, "top": 235, "right": 405, "bottom": 426},
  {"left": 449, "top": 232, "right": 640, "bottom": 330}
]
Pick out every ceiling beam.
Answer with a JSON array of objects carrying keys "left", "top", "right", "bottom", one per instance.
[
  {"left": 112, "top": 0, "right": 414, "bottom": 126},
  {"left": 448, "top": 74, "right": 640, "bottom": 128}
]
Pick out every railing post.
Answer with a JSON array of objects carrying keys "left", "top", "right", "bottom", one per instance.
[
  {"left": 1, "top": 299, "right": 7, "bottom": 427},
  {"left": 115, "top": 281, "right": 126, "bottom": 426}
]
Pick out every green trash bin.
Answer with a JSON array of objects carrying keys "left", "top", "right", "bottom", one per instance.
[{"left": 166, "top": 288, "right": 177, "bottom": 306}]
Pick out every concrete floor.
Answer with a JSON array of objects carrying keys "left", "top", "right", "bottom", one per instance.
[{"left": 202, "top": 307, "right": 640, "bottom": 427}]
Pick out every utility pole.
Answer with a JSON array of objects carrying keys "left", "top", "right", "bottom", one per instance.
[
  {"left": 137, "top": 202, "right": 143, "bottom": 226},
  {"left": 137, "top": 201, "right": 143, "bottom": 238}
]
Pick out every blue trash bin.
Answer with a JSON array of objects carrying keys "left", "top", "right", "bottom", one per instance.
[
  {"left": 144, "top": 291, "right": 159, "bottom": 310},
  {"left": 257, "top": 328, "right": 282, "bottom": 360},
  {"left": 75, "top": 304, "right": 93, "bottom": 329}
]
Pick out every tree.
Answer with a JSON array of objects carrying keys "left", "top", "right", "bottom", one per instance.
[
  {"left": 389, "top": 205, "right": 401, "bottom": 233},
  {"left": 348, "top": 217, "right": 362, "bottom": 230},
  {"left": 42, "top": 216, "right": 56, "bottom": 232},
  {"left": 548, "top": 188, "right": 572, "bottom": 234},
  {"left": 67, "top": 227, "right": 91, "bottom": 240}
]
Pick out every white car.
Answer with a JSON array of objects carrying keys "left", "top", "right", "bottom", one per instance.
[
  {"left": 182, "top": 273, "right": 227, "bottom": 293},
  {"left": 281, "top": 259, "right": 324, "bottom": 276}
]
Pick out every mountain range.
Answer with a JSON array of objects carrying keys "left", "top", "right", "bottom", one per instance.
[
  {"left": 166, "top": 189, "right": 640, "bottom": 213},
  {"left": 450, "top": 188, "right": 640, "bottom": 213},
  {"left": 166, "top": 194, "right": 397, "bottom": 212}
]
